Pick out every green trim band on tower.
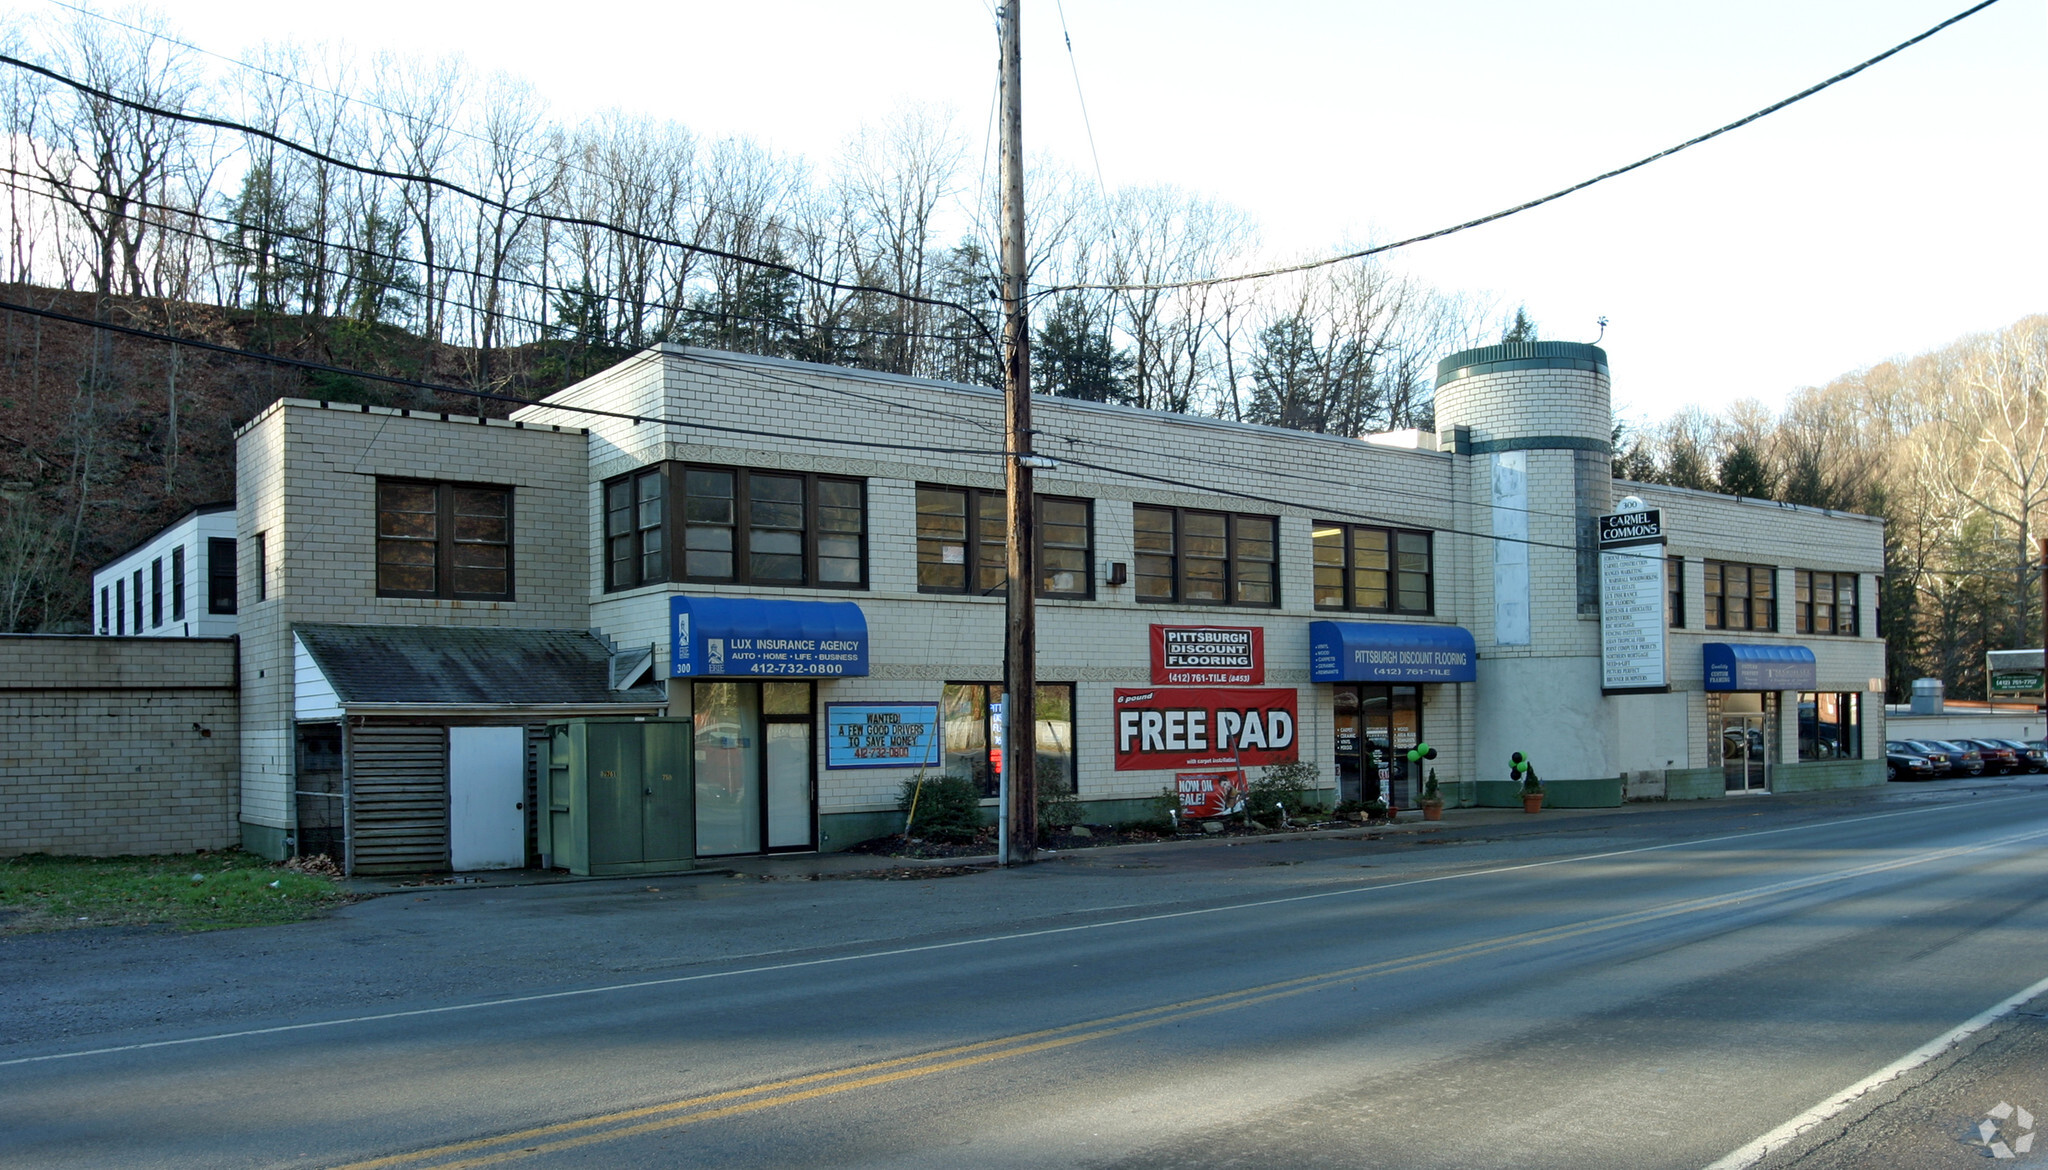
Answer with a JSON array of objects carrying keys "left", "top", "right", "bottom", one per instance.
[
  {"left": 1435, "top": 341, "right": 1609, "bottom": 387},
  {"left": 1468, "top": 435, "right": 1612, "bottom": 455}
]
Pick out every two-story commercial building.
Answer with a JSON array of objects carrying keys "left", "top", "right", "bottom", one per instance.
[{"left": 220, "top": 340, "right": 1886, "bottom": 872}]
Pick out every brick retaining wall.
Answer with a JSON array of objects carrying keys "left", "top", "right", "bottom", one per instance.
[{"left": 0, "top": 635, "right": 239, "bottom": 856}]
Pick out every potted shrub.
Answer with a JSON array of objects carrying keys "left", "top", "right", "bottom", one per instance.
[
  {"left": 1514, "top": 754, "right": 1545, "bottom": 813},
  {"left": 1365, "top": 797, "right": 1390, "bottom": 822},
  {"left": 1420, "top": 767, "right": 1445, "bottom": 821}
]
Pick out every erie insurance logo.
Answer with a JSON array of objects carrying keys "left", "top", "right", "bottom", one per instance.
[{"left": 1973, "top": 1102, "right": 2036, "bottom": 1160}]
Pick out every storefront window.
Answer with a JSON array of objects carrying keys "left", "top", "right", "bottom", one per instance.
[
  {"left": 693, "top": 680, "right": 815, "bottom": 855},
  {"left": 940, "top": 682, "right": 1076, "bottom": 797},
  {"left": 1798, "top": 692, "right": 1861, "bottom": 760},
  {"left": 1332, "top": 683, "right": 1422, "bottom": 807}
]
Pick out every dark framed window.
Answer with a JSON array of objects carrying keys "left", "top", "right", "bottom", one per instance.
[
  {"left": 1798, "top": 692, "right": 1861, "bottom": 760},
  {"left": 255, "top": 533, "right": 269, "bottom": 602},
  {"left": 132, "top": 568, "right": 143, "bottom": 630},
  {"left": 207, "top": 538, "right": 238, "bottom": 614},
  {"left": 605, "top": 464, "right": 865, "bottom": 591},
  {"left": 1133, "top": 506, "right": 1277, "bottom": 607},
  {"left": 114, "top": 579, "right": 125, "bottom": 635},
  {"left": 1704, "top": 561, "right": 1775, "bottom": 631},
  {"left": 940, "top": 682, "right": 1076, "bottom": 798},
  {"left": 171, "top": 545, "right": 186, "bottom": 622},
  {"left": 150, "top": 557, "right": 163, "bottom": 628},
  {"left": 1313, "top": 522, "right": 1432, "bottom": 614},
  {"left": 916, "top": 486, "right": 1091, "bottom": 599},
  {"left": 605, "top": 466, "right": 667, "bottom": 590},
  {"left": 375, "top": 481, "right": 512, "bottom": 600},
  {"left": 99, "top": 585, "right": 110, "bottom": 634},
  {"left": 1667, "top": 556, "right": 1685, "bottom": 628},
  {"left": 1796, "top": 571, "right": 1859, "bottom": 636}
]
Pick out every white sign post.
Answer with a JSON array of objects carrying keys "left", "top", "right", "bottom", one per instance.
[{"left": 1599, "top": 503, "right": 1668, "bottom": 692}]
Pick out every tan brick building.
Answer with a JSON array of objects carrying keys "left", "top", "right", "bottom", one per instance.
[{"left": 209, "top": 340, "right": 1884, "bottom": 871}]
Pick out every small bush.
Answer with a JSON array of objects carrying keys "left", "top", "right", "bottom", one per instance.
[
  {"left": 898, "top": 773, "right": 985, "bottom": 843},
  {"left": 1249, "top": 761, "right": 1324, "bottom": 819},
  {"left": 1038, "top": 785, "right": 1082, "bottom": 831}
]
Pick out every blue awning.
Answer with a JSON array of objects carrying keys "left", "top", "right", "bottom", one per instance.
[
  {"left": 670, "top": 596, "right": 869, "bottom": 678},
  {"left": 1310, "top": 621, "right": 1477, "bottom": 683},
  {"left": 1703, "top": 642, "right": 1816, "bottom": 691}
]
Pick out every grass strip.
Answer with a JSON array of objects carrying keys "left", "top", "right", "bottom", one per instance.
[{"left": 0, "top": 849, "right": 349, "bottom": 934}]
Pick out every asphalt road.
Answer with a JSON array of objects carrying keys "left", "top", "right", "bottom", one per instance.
[{"left": 7, "top": 780, "right": 2048, "bottom": 1169}]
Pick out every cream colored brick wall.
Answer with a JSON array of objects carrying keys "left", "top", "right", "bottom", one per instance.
[
  {"left": 0, "top": 636, "right": 238, "bottom": 856},
  {"left": 233, "top": 400, "right": 590, "bottom": 834}
]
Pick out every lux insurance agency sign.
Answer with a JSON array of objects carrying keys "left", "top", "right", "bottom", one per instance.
[
  {"left": 1150, "top": 624, "right": 1265, "bottom": 685},
  {"left": 1113, "top": 687, "right": 1298, "bottom": 770}
]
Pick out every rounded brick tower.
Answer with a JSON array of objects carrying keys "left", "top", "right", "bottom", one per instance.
[{"left": 1434, "top": 341, "right": 1616, "bottom": 788}]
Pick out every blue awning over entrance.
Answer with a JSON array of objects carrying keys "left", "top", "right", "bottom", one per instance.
[
  {"left": 670, "top": 596, "right": 869, "bottom": 678},
  {"left": 1310, "top": 621, "right": 1477, "bottom": 683},
  {"left": 1703, "top": 642, "right": 1816, "bottom": 691}
]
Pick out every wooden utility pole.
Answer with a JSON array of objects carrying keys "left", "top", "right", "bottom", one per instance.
[{"left": 999, "top": 0, "right": 1038, "bottom": 865}]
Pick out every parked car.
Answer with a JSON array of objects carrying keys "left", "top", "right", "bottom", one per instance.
[
  {"left": 1884, "top": 742, "right": 1939, "bottom": 782},
  {"left": 1898, "top": 739, "right": 1955, "bottom": 776},
  {"left": 1919, "top": 739, "right": 1985, "bottom": 776},
  {"left": 1992, "top": 738, "right": 2047, "bottom": 773},
  {"left": 1963, "top": 738, "right": 2021, "bottom": 774}
]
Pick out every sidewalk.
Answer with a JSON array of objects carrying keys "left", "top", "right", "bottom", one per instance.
[{"left": 338, "top": 786, "right": 1941, "bottom": 896}]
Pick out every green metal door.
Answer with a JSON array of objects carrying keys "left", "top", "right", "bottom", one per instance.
[
  {"left": 586, "top": 722, "right": 644, "bottom": 869},
  {"left": 641, "top": 721, "right": 693, "bottom": 864}
]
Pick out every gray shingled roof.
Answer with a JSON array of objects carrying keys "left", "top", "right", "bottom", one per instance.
[{"left": 295, "top": 624, "right": 666, "bottom": 707}]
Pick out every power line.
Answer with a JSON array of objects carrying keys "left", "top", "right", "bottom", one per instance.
[
  {"left": 32, "top": 0, "right": 865, "bottom": 258},
  {"left": 0, "top": 296, "right": 1017, "bottom": 460},
  {"left": 1044, "top": 0, "right": 2010, "bottom": 295},
  {"left": 0, "top": 50, "right": 1000, "bottom": 344},
  {"left": 3, "top": 290, "right": 1592, "bottom": 554},
  {"left": 0, "top": 166, "right": 995, "bottom": 353}
]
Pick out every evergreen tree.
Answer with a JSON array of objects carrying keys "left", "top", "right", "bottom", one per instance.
[
  {"left": 1501, "top": 306, "right": 1538, "bottom": 343},
  {"left": 1715, "top": 442, "right": 1776, "bottom": 499},
  {"left": 1034, "top": 294, "right": 1130, "bottom": 404},
  {"left": 1246, "top": 315, "right": 1325, "bottom": 431}
]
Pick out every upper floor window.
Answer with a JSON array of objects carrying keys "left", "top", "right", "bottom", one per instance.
[
  {"left": 916, "top": 485, "right": 1092, "bottom": 599},
  {"left": 1667, "top": 555, "right": 1685, "bottom": 628},
  {"left": 207, "top": 537, "right": 238, "bottom": 614},
  {"left": 1796, "top": 570, "right": 1859, "bottom": 636},
  {"left": 376, "top": 480, "right": 513, "bottom": 600},
  {"left": 1313, "top": 522, "right": 1432, "bottom": 614},
  {"left": 1133, "top": 506, "right": 1277, "bottom": 607},
  {"left": 603, "top": 464, "right": 865, "bottom": 591},
  {"left": 1704, "top": 560, "right": 1775, "bottom": 631},
  {"left": 150, "top": 556, "right": 164, "bottom": 628},
  {"left": 171, "top": 545, "right": 186, "bottom": 622}
]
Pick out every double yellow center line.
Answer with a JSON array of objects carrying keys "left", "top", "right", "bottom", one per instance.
[{"left": 332, "top": 830, "right": 2046, "bottom": 1169}]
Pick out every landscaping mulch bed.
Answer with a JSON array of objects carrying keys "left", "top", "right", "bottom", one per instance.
[{"left": 843, "top": 815, "right": 1398, "bottom": 861}]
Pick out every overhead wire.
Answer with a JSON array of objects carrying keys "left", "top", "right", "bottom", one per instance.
[
  {"left": 33, "top": 0, "right": 864, "bottom": 258},
  {"left": 0, "top": 50, "right": 1001, "bottom": 346},
  {"left": 0, "top": 293, "right": 1594, "bottom": 553},
  {"left": 0, "top": 167, "right": 992, "bottom": 353},
  {"left": 1041, "top": 0, "right": 2010, "bottom": 295},
  {"left": 0, "top": 296, "right": 1016, "bottom": 461}
]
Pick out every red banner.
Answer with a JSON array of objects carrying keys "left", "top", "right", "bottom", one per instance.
[
  {"left": 1175, "top": 770, "right": 1247, "bottom": 818},
  {"left": 1113, "top": 687, "right": 1299, "bottom": 770},
  {"left": 1150, "top": 624, "right": 1264, "bottom": 685}
]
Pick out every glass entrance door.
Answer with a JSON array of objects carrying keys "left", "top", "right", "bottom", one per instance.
[
  {"left": 693, "top": 680, "right": 816, "bottom": 855},
  {"left": 1721, "top": 714, "right": 1768, "bottom": 792},
  {"left": 1332, "top": 684, "right": 1423, "bottom": 807},
  {"left": 1711, "top": 692, "right": 1773, "bottom": 793}
]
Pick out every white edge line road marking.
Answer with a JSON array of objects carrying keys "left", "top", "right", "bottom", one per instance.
[
  {"left": 1702, "top": 972, "right": 2048, "bottom": 1170},
  {"left": 0, "top": 794, "right": 2034, "bottom": 1070}
]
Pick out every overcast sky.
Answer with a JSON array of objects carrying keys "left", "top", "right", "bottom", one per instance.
[{"left": 22, "top": 0, "right": 2047, "bottom": 423}]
